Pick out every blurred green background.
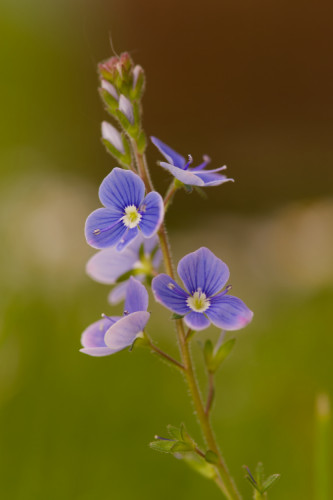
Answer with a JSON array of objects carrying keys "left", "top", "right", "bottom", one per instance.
[{"left": 1, "top": 0, "right": 332, "bottom": 499}]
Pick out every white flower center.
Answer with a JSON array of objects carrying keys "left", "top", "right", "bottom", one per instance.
[
  {"left": 187, "top": 290, "right": 210, "bottom": 313},
  {"left": 122, "top": 205, "right": 142, "bottom": 228}
]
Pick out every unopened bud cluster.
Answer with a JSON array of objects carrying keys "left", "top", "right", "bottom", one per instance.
[{"left": 98, "top": 53, "right": 146, "bottom": 167}]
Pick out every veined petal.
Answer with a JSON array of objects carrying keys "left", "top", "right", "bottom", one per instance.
[
  {"left": 159, "top": 162, "right": 204, "bottom": 186},
  {"left": 124, "top": 277, "right": 149, "bottom": 313},
  {"left": 104, "top": 311, "right": 150, "bottom": 351},
  {"left": 140, "top": 191, "right": 164, "bottom": 237},
  {"left": 151, "top": 137, "right": 186, "bottom": 168},
  {"left": 177, "top": 247, "right": 230, "bottom": 297},
  {"left": 85, "top": 208, "right": 126, "bottom": 249},
  {"left": 80, "top": 347, "right": 118, "bottom": 357},
  {"left": 152, "top": 248, "right": 163, "bottom": 270},
  {"left": 152, "top": 274, "right": 190, "bottom": 315},
  {"left": 116, "top": 227, "right": 139, "bottom": 251},
  {"left": 184, "top": 311, "right": 211, "bottom": 331},
  {"left": 108, "top": 281, "right": 130, "bottom": 305},
  {"left": 99, "top": 168, "right": 145, "bottom": 211},
  {"left": 206, "top": 294, "right": 253, "bottom": 331},
  {"left": 80, "top": 316, "right": 122, "bottom": 357},
  {"left": 143, "top": 234, "right": 160, "bottom": 254},
  {"left": 101, "top": 121, "right": 124, "bottom": 154},
  {"left": 86, "top": 246, "right": 137, "bottom": 284},
  {"left": 108, "top": 277, "right": 145, "bottom": 305},
  {"left": 194, "top": 171, "right": 234, "bottom": 187}
]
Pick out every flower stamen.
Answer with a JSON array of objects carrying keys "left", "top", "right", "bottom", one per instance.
[
  {"left": 187, "top": 290, "right": 210, "bottom": 313},
  {"left": 122, "top": 205, "right": 142, "bottom": 228}
]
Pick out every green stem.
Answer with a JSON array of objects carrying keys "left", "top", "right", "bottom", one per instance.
[
  {"left": 132, "top": 144, "right": 241, "bottom": 500},
  {"left": 148, "top": 341, "right": 185, "bottom": 372},
  {"left": 205, "top": 371, "right": 215, "bottom": 416},
  {"left": 164, "top": 181, "right": 178, "bottom": 210}
]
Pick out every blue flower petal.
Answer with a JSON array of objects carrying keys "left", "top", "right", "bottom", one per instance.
[
  {"left": 177, "top": 247, "right": 230, "bottom": 297},
  {"left": 104, "top": 311, "right": 150, "bottom": 351},
  {"left": 184, "top": 311, "right": 211, "bottom": 331},
  {"left": 108, "top": 280, "right": 132, "bottom": 304},
  {"left": 124, "top": 277, "right": 149, "bottom": 314},
  {"left": 86, "top": 246, "right": 137, "bottom": 284},
  {"left": 80, "top": 316, "right": 122, "bottom": 356},
  {"left": 194, "top": 171, "right": 233, "bottom": 187},
  {"left": 152, "top": 274, "right": 190, "bottom": 315},
  {"left": 143, "top": 234, "right": 160, "bottom": 254},
  {"left": 80, "top": 347, "right": 118, "bottom": 357},
  {"left": 99, "top": 168, "right": 145, "bottom": 211},
  {"left": 206, "top": 294, "right": 253, "bottom": 331},
  {"left": 140, "top": 191, "right": 164, "bottom": 237},
  {"left": 151, "top": 137, "right": 186, "bottom": 168},
  {"left": 159, "top": 162, "right": 204, "bottom": 186},
  {"left": 116, "top": 227, "right": 139, "bottom": 251},
  {"left": 85, "top": 208, "right": 126, "bottom": 249}
]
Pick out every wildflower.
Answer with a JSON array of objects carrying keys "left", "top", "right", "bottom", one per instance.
[
  {"left": 152, "top": 247, "right": 253, "bottom": 331},
  {"left": 85, "top": 168, "right": 164, "bottom": 251},
  {"left": 80, "top": 277, "right": 150, "bottom": 357},
  {"left": 151, "top": 137, "right": 233, "bottom": 187},
  {"left": 86, "top": 234, "right": 162, "bottom": 304}
]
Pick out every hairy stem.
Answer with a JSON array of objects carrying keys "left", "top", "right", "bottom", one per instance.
[
  {"left": 205, "top": 372, "right": 215, "bottom": 416},
  {"left": 132, "top": 144, "right": 241, "bottom": 500},
  {"left": 149, "top": 341, "right": 185, "bottom": 372}
]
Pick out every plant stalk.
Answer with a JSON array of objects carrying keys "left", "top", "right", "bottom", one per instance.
[{"left": 133, "top": 143, "right": 241, "bottom": 500}]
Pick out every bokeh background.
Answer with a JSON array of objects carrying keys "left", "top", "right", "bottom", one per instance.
[{"left": 1, "top": 0, "right": 332, "bottom": 499}]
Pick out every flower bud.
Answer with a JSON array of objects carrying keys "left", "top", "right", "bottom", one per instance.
[
  {"left": 101, "top": 121, "right": 124, "bottom": 154},
  {"left": 118, "top": 95, "right": 134, "bottom": 125}
]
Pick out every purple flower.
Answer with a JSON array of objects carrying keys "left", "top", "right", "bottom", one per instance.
[
  {"left": 152, "top": 247, "right": 253, "bottom": 331},
  {"left": 151, "top": 137, "right": 233, "bottom": 187},
  {"left": 80, "top": 277, "right": 150, "bottom": 357},
  {"left": 85, "top": 168, "right": 164, "bottom": 251},
  {"left": 86, "top": 234, "right": 162, "bottom": 304}
]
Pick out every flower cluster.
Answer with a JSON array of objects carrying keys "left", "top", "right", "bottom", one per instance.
[{"left": 81, "top": 52, "right": 253, "bottom": 362}]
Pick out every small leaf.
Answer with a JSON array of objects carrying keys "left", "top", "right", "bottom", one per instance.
[
  {"left": 205, "top": 450, "right": 219, "bottom": 464},
  {"left": 171, "top": 313, "right": 184, "bottom": 320},
  {"left": 209, "top": 338, "right": 236, "bottom": 372},
  {"left": 149, "top": 439, "right": 175, "bottom": 453},
  {"left": 262, "top": 474, "right": 280, "bottom": 492},
  {"left": 179, "top": 423, "right": 194, "bottom": 445},
  {"left": 203, "top": 340, "right": 214, "bottom": 366},
  {"left": 171, "top": 441, "right": 194, "bottom": 452},
  {"left": 193, "top": 186, "right": 208, "bottom": 200},
  {"left": 167, "top": 425, "right": 182, "bottom": 441},
  {"left": 255, "top": 462, "right": 265, "bottom": 487}
]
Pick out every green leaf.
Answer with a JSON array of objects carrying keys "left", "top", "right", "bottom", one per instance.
[
  {"left": 208, "top": 338, "right": 236, "bottom": 373},
  {"left": 179, "top": 423, "right": 195, "bottom": 446},
  {"left": 193, "top": 186, "right": 208, "bottom": 200},
  {"left": 171, "top": 313, "right": 184, "bottom": 320},
  {"left": 203, "top": 339, "right": 213, "bottom": 366},
  {"left": 262, "top": 474, "right": 280, "bottom": 492},
  {"left": 205, "top": 450, "right": 219, "bottom": 464},
  {"left": 171, "top": 441, "right": 194, "bottom": 452},
  {"left": 149, "top": 439, "right": 175, "bottom": 453},
  {"left": 167, "top": 425, "right": 182, "bottom": 441}
]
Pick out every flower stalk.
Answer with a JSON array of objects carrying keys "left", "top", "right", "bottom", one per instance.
[{"left": 131, "top": 137, "right": 242, "bottom": 500}]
